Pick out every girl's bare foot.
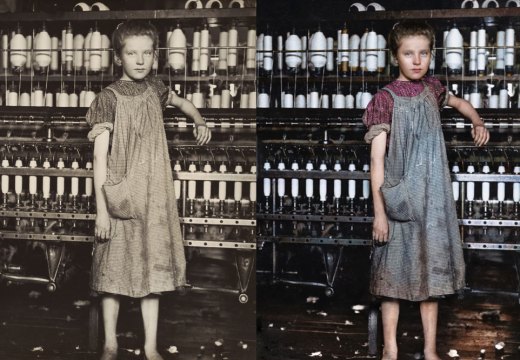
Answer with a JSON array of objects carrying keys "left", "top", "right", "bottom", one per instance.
[
  {"left": 381, "top": 350, "right": 398, "bottom": 360},
  {"left": 100, "top": 347, "right": 118, "bottom": 360},
  {"left": 424, "top": 350, "right": 442, "bottom": 360},
  {"left": 144, "top": 348, "right": 164, "bottom": 360}
]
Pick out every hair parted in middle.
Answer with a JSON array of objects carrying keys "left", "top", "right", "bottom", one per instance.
[
  {"left": 388, "top": 20, "right": 436, "bottom": 59},
  {"left": 111, "top": 20, "right": 159, "bottom": 58}
]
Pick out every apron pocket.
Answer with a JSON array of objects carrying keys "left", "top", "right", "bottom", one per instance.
[
  {"left": 103, "top": 177, "right": 136, "bottom": 220},
  {"left": 380, "top": 178, "right": 415, "bottom": 222}
]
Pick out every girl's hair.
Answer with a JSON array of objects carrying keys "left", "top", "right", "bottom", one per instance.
[
  {"left": 111, "top": 20, "right": 159, "bottom": 56},
  {"left": 388, "top": 21, "right": 435, "bottom": 58}
]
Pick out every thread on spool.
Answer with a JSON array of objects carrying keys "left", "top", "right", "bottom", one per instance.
[
  {"left": 246, "top": 26, "right": 256, "bottom": 71},
  {"left": 90, "top": 2, "right": 110, "bottom": 11},
  {"left": 227, "top": 23, "right": 238, "bottom": 71},
  {"left": 365, "top": 30, "right": 378, "bottom": 72},
  {"left": 217, "top": 29, "right": 228, "bottom": 73},
  {"left": 482, "top": 0, "right": 499, "bottom": 8},
  {"left": 349, "top": 34, "right": 360, "bottom": 70},
  {"left": 34, "top": 25, "right": 52, "bottom": 69},
  {"left": 309, "top": 28, "right": 327, "bottom": 70},
  {"left": 168, "top": 24, "right": 187, "bottom": 73},
  {"left": 10, "top": 31, "right": 27, "bottom": 70},
  {"left": 229, "top": 0, "right": 244, "bottom": 8},
  {"left": 506, "top": 0, "right": 520, "bottom": 7},
  {"left": 366, "top": 2, "right": 385, "bottom": 11},
  {"left": 349, "top": 3, "right": 366, "bottom": 12},
  {"left": 285, "top": 33, "right": 302, "bottom": 70},
  {"left": 73, "top": 2, "right": 90, "bottom": 11},
  {"left": 461, "top": 0, "right": 479, "bottom": 8},
  {"left": 73, "top": 33, "right": 84, "bottom": 71},
  {"left": 185, "top": 0, "right": 203, "bottom": 9},
  {"left": 205, "top": 0, "right": 223, "bottom": 8}
]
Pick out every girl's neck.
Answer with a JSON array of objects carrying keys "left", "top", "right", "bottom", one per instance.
[
  {"left": 396, "top": 76, "right": 423, "bottom": 82},
  {"left": 118, "top": 77, "right": 146, "bottom": 82}
]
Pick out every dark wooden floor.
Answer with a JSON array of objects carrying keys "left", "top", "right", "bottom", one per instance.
[
  {"left": 257, "top": 248, "right": 520, "bottom": 360},
  {"left": 0, "top": 249, "right": 256, "bottom": 360},
  {"left": 2, "top": 246, "right": 519, "bottom": 360}
]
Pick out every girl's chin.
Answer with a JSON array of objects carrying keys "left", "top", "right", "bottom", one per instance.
[
  {"left": 121, "top": 73, "right": 150, "bottom": 81},
  {"left": 400, "top": 74, "right": 426, "bottom": 81}
]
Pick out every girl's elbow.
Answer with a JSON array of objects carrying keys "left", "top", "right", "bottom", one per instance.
[{"left": 449, "top": 96, "right": 468, "bottom": 110}]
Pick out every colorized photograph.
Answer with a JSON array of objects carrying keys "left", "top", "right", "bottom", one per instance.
[{"left": 256, "top": 1, "right": 520, "bottom": 359}]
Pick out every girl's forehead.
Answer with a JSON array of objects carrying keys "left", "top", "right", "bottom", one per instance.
[
  {"left": 121, "top": 35, "right": 154, "bottom": 49},
  {"left": 399, "top": 35, "right": 431, "bottom": 47}
]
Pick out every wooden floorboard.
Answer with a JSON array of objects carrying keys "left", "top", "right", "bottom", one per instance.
[
  {"left": 257, "top": 248, "right": 520, "bottom": 360},
  {"left": 1, "top": 246, "right": 519, "bottom": 359},
  {"left": 0, "top": 253, "right": 256, "bottom": 360}
]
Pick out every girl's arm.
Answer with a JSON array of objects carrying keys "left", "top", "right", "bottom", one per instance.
[
  {"left": 370, "top": 131, "right": 389, "bottom": 243},
  {"left": 93, "top": 130, "right": 111, "bottom": 242},
  {"left": 168, "top": 91, "right": 211, "bottom": 145},
  {"left": 447, "top": 96, "right": 490, "bottom": 147}
]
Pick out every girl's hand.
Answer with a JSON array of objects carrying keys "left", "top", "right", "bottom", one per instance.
[
  {"left": 372, "top": 214, "right": 389, "bottom": 246},
  {"left": 193, "top": 124, "right": 211, "bottom": 145},
  {"left": 471, "top": 124, "right": 490, "bottom": 147},
  {"left": 95, "top": 212, "right": 111, "bottom": 243}
]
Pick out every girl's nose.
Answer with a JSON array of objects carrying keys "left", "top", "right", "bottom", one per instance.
[
  {"left": 136, "top": 54, "right": 144, "bottom": 64},
  {"left": 413, "top": 54, "right": 421, "bottom": 64}
]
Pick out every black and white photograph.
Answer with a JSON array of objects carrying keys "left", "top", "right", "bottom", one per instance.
[{"left": 0, "top": 0, "right": 256, "bottom": 359}]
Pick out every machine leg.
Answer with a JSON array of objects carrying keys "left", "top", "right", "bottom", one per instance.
[
  {"left": 88, "top": 294, "right": 100, "bottom": 352},
  {"left": 368, "top": 299, "right": 380, "bottom": 357},
  {"left": 272, "top": 242, "right": 277, "bottom": 281},
  {"left": 44, "top": 243, "right": 66, "bottom": 292},
  {"left": 235, "top": 249, "right": 255, "bottom": 303},
  {"left": 514, "top": 252, "right": 520, "bottom": 305},
  {"left": 320, "top": 245, "right": 344, "bottom": 297}
]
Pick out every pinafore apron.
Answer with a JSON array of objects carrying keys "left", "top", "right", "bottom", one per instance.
[
  {"left": 370, "top": 84, "right": 465, "bottom": 301},
  {"left": 90, "top": 83, "right": 186, "bottom": 297}
]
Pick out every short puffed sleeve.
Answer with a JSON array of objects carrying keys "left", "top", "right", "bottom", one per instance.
[
  {"left": 424, "top": 76, "right": 449, "bottom": 108},
  {"left": 85, "top": 89, "right": 116, "bottom": 141},
  {"left": 362, "top": 90, "right": 393, "bottom": 144},
  {"left": 147, "top": 76, "right": 169, "bottom": 109}
]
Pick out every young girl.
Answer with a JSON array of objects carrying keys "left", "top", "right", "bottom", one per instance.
[
  {"left": 86, "top": 21, "right": 211, "bottom": 360},
  {"left": 363, "top": 21, "right": 489, "bottom": 360}
]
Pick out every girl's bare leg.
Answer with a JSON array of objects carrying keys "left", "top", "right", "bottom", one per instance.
[
  {"left": 420, "top": 300, "right": 441, "bottom": 360},
  {"left": 381, "top": 300, "right": 400, "bottom": 360},
  {"left": 100, "top": 295, "right": 120, "bottom": 360},
  {"left": 141, "top": 295, "right": 164, "bottom": 360}
]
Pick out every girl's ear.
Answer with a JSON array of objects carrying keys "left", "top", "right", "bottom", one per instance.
[
  {"left": 390, "top": 54, "right": 398, "bottom": 66},
  {"left": 154, "top": 49, "right": 159, "bottom": 60},
  {"left": 114, "top": 54, "right": 122, "bottom": 66}
]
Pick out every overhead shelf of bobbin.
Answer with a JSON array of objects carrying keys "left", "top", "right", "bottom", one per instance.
[
  {"left": 256, "top": 1, "right": 520, "bottom": 114},
  {"left": 347, "top": 7, "right": 520, "bottom": 23},
  {"left": 0, "top": 8, "right": 255, "bottom": 25},
  {"left": 0, "top": 0, "right": 257, "bottom": 109}
]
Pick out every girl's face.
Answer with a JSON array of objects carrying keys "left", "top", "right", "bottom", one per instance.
[
  {"left": 395, "top": 35, "right": 431, "bottom": 81},
  {"left": 116, "top": 35, "right": 155, "bottom": 81}
]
